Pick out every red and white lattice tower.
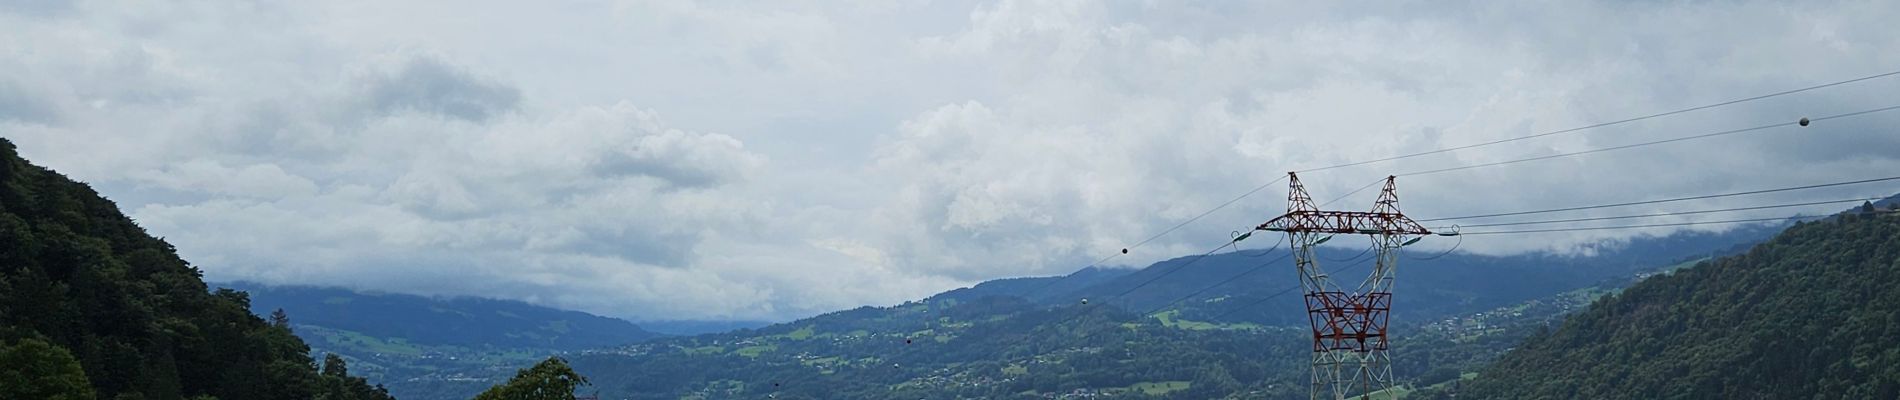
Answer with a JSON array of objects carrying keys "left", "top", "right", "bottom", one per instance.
[{"left": 1257, "top": 172, "right": 1430, "bottom": 400}]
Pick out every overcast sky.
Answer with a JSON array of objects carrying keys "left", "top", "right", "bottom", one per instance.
[{"left": 5, "top": 1, "right": 1899, "bottom": 321}]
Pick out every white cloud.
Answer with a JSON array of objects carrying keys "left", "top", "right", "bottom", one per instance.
[
  {"left": 130, "top": 159, "right": 320, "bottom": 200},
  {"left": 4, "top": 0, "right": 1900, "bottom": 320}
]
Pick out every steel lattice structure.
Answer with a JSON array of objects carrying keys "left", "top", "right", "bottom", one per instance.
[{"left": 1258, "top": 173, "right": 1430, "bottom": 400}]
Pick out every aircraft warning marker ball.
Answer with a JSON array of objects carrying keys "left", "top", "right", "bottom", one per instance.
[{"left": 1800, "top": 117, "right": 1810, "bottom": 126}]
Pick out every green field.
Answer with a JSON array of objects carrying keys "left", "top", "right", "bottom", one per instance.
[
  {"left": 736, "top": 344, "right": 777, "bottom": 357},
  {"left": 1128, "top": 381, "right": 1191, "bottom": 395},
  {"left": 684, "top": 345, "right": 727, "bottom": 355},
  {"left": 786, "top": 326, "right": 817, "bottom": 340},
  {"left": 1151, "top": 310, "right": 1262, "bottom": 330}
]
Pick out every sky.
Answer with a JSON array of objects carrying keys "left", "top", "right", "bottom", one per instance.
[{"left": 4, "top": 0, "right": 1900, "bottom": 321}]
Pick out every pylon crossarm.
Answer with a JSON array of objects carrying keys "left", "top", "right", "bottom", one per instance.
[{"left": 1258, "top": 211, "right": 1432, "bottom": 236}]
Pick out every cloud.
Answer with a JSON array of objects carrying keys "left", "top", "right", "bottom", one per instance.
[
  {"left": 4, "top": 0, "right": 1900, "bottom": 321},
  {"left": 130, "top": 159, "right": 320, "bottom": 200},
  {"left": 351, "top": 55, "right": 521, "bottom": 122},
  {"left": 0, "top": 0, "right": 73, "bottom": 17}
]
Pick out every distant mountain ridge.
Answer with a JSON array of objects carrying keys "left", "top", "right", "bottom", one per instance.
[
  {"left": 220, "top": 282, "right": 666, "bottom": 400},
  {"left": 926, "top": 266, "right": 1133, "bottom": 304},
  {"left": 222, "top": 282, "right": 662, "bottom": 350},
  {"left": 636, "top": 319, "right": 774, "bottom": 336}
]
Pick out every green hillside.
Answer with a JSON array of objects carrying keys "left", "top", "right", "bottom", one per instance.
[
  {"left": 0, "top": 138, "right": 389, "bottom": 400},
  {"left": 1426, "top": 212, "right": 1900, "bottom": 399}
]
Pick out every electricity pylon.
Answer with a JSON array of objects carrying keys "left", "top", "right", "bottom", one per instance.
[{"left": 1257, "top": 172, "right": 1430, "bottom": 400}]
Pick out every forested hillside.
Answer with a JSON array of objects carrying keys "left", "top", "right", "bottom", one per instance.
[
  {"left": 0, "top": 138, "right": 389, "bottom": 400},
  {"left": 1429, "top": 212, "right": 1900, "bottom": 399}
]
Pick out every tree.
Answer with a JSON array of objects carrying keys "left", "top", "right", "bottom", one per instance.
[
  {"left": 474, "top": 357, "right": 591, "bottom": 400},
  {"left": 314, "top": 354, "right": 394, "bottom": 400},
  {"left": 269, "top": 308, "right": 291, "bottom": 331},
  {"left": 0, "top": 338, "right": 98, "bottom": 400},
  {"left": 321, "top": 353, "right": 348, "bottom": 377}
]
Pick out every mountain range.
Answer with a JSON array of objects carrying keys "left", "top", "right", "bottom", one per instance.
[
  {"left": 236, "top": 217, "right": 1784, "bottom": 400},
  {"left": 547, "top": 223, "right": 1791, "bottom": 399}
]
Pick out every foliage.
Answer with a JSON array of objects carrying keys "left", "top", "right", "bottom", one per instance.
[
  {"left": 0, "top": 337, "right": 97, "bottom": 400},
  {"left": 319, "top": 353, "right": 397, "bottom": 400},
  {"left": 473, "top": 357, "right": 591, "bottom": 400},
  {"left": 0, "top": 138, "right": 388, "bottom": 400},
  {"left": 1423, "top": 214, "right": 1900, "bottom": 399}
]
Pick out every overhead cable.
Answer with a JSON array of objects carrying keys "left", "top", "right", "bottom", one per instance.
[{"left": 1418, "top": 175, "right": 1900, "bottom": 222}]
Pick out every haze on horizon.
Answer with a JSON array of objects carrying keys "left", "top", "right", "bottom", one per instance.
[{"left": 4, "top": 0, "right": 1899, "bottom": 322}]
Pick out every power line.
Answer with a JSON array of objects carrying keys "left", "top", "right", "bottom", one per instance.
[
  {"left": 1316, "top": 177, "right": 1387, "bottom": 208},
  {"left": 1088, "top": 238, "right": 1383, "bottom": 342},
  {"left": 1064, "top": 249, "right": 1308, "bottom": 345},
  {"left": 1109, "top": 209, "right": 1877, "bottom": 337},
  {"left": 1025, "top": 70, "right": 1900, "bottom": 295},
  {"left": 1397, "top": 104, "right": 1900, "bottom": 177},
  {"left": 1140, "top": 252, "right": 1294, "bottom": 318},
  {"left": 1098, "top": 186, "right": 1359, "bottom": 313},
  {"left": 1019, "top": 73, "right": 1900, "bottom": 348},
  {"left": 1119, "top": 193, "right": 1893, "bottom": 326},
  {"left": 1015, "top": 177, "right": 1289, "bottom": 296},
  {"left": 1303, "top": 69, "right": 1900, "bottom": 173},
  {"left": 1039, "top": 245, "right": 1276, "bottom": 347},
  {"left": 1456, "top": 212, "right": 1884, "bottom": 236},
  {"left": 1430, "top": 197, "right": 1880, "bottom": 229},
  {"left": 1417, "top": 175, "right": 1900, "bottom": 222},
  {"left": 1133, "top": 176, "right": 1290, "bottom": 251},
  {"left": 1056, "top": 193, "right": 1364, "bottom": 343},
  {"left": 1202, "top": 252, "right": 1381, "bottom": 322},
  {"left": 1324, "top": 245, "right": 1375, "bottom": 262},
  {"left": 1110, "top": 240, "right": 1243, "bottom": 299},
  {"left": 1085, "top": 200, "right": 1886, "bottom": 333}
]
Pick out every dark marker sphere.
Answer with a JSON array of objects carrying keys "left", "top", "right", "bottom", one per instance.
[{"left": 1799, "top": 117, "right": 1810, "bottom": 126}]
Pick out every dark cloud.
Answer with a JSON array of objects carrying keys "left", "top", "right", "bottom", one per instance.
[
  {"left": 357, "top": 56, "right": 521, "bottom": 122},
  {"left": 592, "top": 136, "right": 757, "bottom": 189}
]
